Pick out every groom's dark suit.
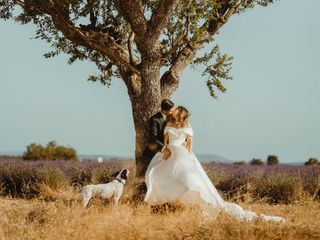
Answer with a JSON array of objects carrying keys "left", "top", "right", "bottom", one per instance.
[
  {"left": 148, "top": 111, "right": 166, "bottom": 154},
  {"left": 140, "top": 111, "right": 168, "bottom": 176},
  {"left": 140, "top": 112, "right": 167, "bottom": 174}
]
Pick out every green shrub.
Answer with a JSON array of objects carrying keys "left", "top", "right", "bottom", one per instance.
[
  {"left": 250, "top": 158, "right": 264, "bottom": 166},
  {"left": 267, "top": 155, "right": 279, "bottom": 165},
  {"left": 305, "top": 158, "right": 319, "bottom": 166},
  {"left": 23, "top": 141, "right": 78, "bottom": 161}
]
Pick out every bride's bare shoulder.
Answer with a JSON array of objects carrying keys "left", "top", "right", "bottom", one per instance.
[
  {"left": 166, "top": 121, "right": 176, "bottom": 127},
  {"left": 182, "top": 121, "right": 191, "bottom": 128}
]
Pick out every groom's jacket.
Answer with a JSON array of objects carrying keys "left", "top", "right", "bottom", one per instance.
[{"left": 148, "top": 111, "right": 166, "bottom": 153}]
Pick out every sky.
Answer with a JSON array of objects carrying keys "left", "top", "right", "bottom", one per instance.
[{"left": 0, "top": 0, "right": 319, "bottom": 163}]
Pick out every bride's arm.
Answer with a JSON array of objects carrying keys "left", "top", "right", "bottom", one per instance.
[
  {"left": 161, "top": 132, "right": 171, "bottom": 160},
  {"left": 163, "top": 132, "right": 169, "bottom": 147},
  {"left": 186, "top": 135, "right": 192, "bottom": 153}
]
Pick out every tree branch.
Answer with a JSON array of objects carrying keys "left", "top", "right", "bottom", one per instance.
[
  {"left": 13, "top": 0, "right": 26, "bottom": 7},
  {"left": 116, "top": 0, "right": 148, "bottom": 39},
  {"left": 162, "top": 12, "right": 190, "bottom": 61},
  {"left": 198, "top": 0, "right": 240, "bottom": 43},
  {"left": 55, "top": 20, "right": 139, "bottom": 74},
  {"left": 147, "top": 0, "right": 180, "bottom": 45},
  {"left": 19, "top": 0, "right": 139, "bottom": 75},
  {"left": 161, "top": 43, "right": 196, "bottom": 97},
  {"left": 128, "top": 31, "right": 139, "bottom": 65},
  {"left": 161, "top": 1, "right": 239, "bottom": 95}
]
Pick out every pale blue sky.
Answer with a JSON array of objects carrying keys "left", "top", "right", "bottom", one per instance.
[{"left": 0, "top": 0, "right": 319, "bottom": 162}]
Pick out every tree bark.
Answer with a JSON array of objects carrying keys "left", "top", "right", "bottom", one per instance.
[{"left": 129, "top": 54, "right": 163, "bottom": 177}]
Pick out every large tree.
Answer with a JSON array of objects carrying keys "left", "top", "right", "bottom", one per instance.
[{"left": 0, "top": 0, "right": 276, "bottom": 176}]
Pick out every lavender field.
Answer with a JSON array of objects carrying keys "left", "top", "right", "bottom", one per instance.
[
  {"left": 0, "top": 159, "right": 319, "bottom": 204},
  {"left": 203, "top": 162, "right": 320, "bottom": 203}
]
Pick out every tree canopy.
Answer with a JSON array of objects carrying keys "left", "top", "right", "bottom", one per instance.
[{"left": 0, "top": 0, "right": 276, "bottom": 98}]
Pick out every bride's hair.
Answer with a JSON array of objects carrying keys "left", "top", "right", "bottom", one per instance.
[{"left": 174, "top": 106, "right": 191, "bottom": 127}]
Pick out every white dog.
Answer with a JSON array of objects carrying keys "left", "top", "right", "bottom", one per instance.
[{"left": 81, "top": 169, "right": 129, "bottom": 208}]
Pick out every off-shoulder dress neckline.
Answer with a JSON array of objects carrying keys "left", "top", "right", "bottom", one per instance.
[{"left": 165, "top": 126, "right": 191, "bottom": 129}]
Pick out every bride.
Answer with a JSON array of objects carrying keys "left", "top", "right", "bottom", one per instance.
[{"left": 144, "top": 106, "right": 285, "bottom": 223}]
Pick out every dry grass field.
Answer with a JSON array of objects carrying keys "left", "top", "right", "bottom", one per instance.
[
  {"left": 0, "top": 179, "right": 319, "bottom": 240},
  {"left": 1, "top": 159, "right": 319, "bottom": 239}
]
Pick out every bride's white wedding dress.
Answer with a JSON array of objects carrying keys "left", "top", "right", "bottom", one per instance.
[{"left": 144, "top": 126, "right": 285, "bottom": 223}]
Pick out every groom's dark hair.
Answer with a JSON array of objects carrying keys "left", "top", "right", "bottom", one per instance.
[{"left": 161, "top": 99, "right": 174, "bottom": 111}]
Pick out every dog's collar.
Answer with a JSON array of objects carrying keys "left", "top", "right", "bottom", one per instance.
[{"left": 115, "top": 178, "right": 125, "bottom": 184}]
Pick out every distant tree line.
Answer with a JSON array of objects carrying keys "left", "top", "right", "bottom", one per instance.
[
  {"left": 248, "top": 155, "right": 279, "bottom": 166},
  {"left": 234, "top": 155, "right": 320, "bottom": 166},
  {"left": 22, "top": 141, "right": 78, "bottom": 161}
]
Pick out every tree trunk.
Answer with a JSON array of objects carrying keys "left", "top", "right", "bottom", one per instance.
[{"left": 129, "top": 57, "right": 163, "bottom": 177}]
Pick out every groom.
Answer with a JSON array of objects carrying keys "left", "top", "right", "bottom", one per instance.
[{"left": 143, "top": 99, "right": 174, "bottom": 173}]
